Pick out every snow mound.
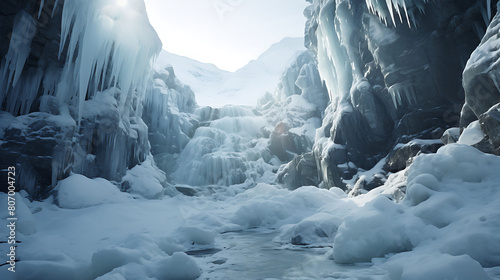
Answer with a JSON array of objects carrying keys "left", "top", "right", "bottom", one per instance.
[
  {"left": 230, "top": 184, "right": 351, "bottom": 229},
  {"left": 332, "top": 196, "right": 424, "bottom": 263},
  {"left": 56, "top": 174, "right": 131, "bottom": 209},
  {"left": 122, "top": 156, "right": 167, "bottom": 199},
  {"left": 91, "top": 237, "right": 201, "bottom": 280},
  {"left": 150, "top": 252, "right": 201, "bottom": 280}
]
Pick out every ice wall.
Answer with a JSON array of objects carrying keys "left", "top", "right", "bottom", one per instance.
[
  {"left": 0, "top": 0, "right": 162, "bottom": 198},
  {"left": 142, "top": 65, "right": 200, "bottom": 181},
  {"left": 306, "top": 0, "right": 495, "bottom": 191},
  {"left": 171, "top": 105, "right": 271, "bottom": 186}
]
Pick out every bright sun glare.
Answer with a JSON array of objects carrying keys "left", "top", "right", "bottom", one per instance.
[{"left": 117, "top": 0, "right": 128, "bottom": 7}]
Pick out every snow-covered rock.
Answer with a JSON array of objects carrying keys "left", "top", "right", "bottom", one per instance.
[{"left": 462, "top": 7, "right": 500, "bottom": 155}]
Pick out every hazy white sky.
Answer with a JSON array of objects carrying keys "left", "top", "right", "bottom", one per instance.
[{"left": 144, "top": 0, "right": 308, "bottom": 71}]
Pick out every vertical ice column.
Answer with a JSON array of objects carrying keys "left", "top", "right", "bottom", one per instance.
[{"left": 0, "top": 12, "right": 36, "bottom": 114}]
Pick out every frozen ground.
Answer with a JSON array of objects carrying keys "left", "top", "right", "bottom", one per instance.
[{"left": 1, "top": 144, "right": 500, "bottom": 279}]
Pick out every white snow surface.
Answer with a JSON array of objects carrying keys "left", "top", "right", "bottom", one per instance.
[
  {"left": 55, "top": 174, "right": 132, "bottom": 209},
  {"left": 2, "top": 144, "right": 499, "bottom": 279},
  {"left": 155, "top": 37, "right": 306, "bottom": 107},
  {"left": 458, "top": 120, "right": 486, "bottom": 145}
]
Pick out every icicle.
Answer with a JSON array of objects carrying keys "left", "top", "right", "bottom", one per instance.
[
  {"left": 487, "top": 0, "right": 491, "bottom": 21},
  {"left": 386, "top": 0, "right": 397, "bottom": 26},
  {"left": 395, "top": 2, "right": 403, "bottom": 23},
  {"left": 52, "top": 0, "right": 60, "bottom": 17},
  {"left": 402, "top": 1, "right": 411, "bottom": 28},
  {"left": 0, "top": 12, "right": 36, "bottom": 114},
  {"left": 38, "top": 0, "right": 45, "bottom": 19}
]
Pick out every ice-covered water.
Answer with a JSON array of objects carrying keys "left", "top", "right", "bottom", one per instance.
[{"left": 198, "top": 230, "right": 371, "bottom": 280}]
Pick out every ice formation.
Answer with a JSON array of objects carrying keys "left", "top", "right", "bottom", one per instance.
[
  {"left": 172, "top": 105, "right": 269, "bottom": 186},
  {"left": 0, "top": 0, "right": 161, "bottom": 122},
  {"left": 0, "top": 12, "right": 38, "bottom": 115},
  {"left": 58, "top": 0, "right": 161, "bottom": 124}
]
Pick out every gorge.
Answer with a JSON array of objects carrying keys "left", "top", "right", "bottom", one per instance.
[{"left": 1, "top": 0, "right": 500, "bottom": 279}]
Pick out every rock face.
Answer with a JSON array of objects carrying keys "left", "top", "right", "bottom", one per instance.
[
  {"left": 462, "top": 5, "right": 500, "bottom": 155},
  {"left": 305, "top": 0, "right": 494, "bottom": 190},
  {"left": 0, "top": 0, "right": 162, "bottom": 199},
  {"left": 258, "top": 50, "right": 329, "bottom": 188},
  {"left": 277, "top": 152, "right": 318, "bottom": 190}
]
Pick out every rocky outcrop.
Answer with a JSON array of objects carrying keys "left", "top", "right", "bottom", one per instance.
[
  {"left": 258, "top": 50, "right": 329, "bottom": 188},
  {"left": 305, "top": 0, "right": 494, "bottom": 191},
  {"left": 0, "top": 112, "right": 75, "bottom": 198},
  {"left": 461, "top": 5, "right": 500, "bottom": 155}
]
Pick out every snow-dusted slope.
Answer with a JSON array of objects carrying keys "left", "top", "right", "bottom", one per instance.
[{"left": 156, "top": 37, "right": 306, "bottom": 107}]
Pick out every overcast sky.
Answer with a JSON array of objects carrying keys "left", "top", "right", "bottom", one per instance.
[{"left": 144, "top": 0, "right": 308, "bottom": 71}]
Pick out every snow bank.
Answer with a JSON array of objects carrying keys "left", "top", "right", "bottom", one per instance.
[
  {"left": 383, "top": 252, "right": 492, "bottom": 280},
  {"left": 280, "top": 143, "right": 500, "bottom": 277},
  {"left": 91, "top": 236, "right": 201, "bottom": 279},
  {"left": 56, "top": 174, "right": 131, "bottom": 209},
  {"left": 332, "top": 196, "right": 426, "bottom": 263}
]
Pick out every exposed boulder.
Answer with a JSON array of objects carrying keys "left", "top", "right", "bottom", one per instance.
[
  {"left": 277, "top": 152, "right": 318, "bottom": 190},
  {"left": 479, "top": 103, "right": 500, "bottom": 155},
  {"left": 384, "top": 140, "right": 443, "bottom": 173}
]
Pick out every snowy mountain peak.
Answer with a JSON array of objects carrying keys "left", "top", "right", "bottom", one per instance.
[{"left": 155, "top": 37, "right": 306, "bottom": 107}]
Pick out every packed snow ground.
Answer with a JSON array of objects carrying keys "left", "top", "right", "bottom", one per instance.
[{"left": 1, "top": 144, "right": 500, "bottom": 279}]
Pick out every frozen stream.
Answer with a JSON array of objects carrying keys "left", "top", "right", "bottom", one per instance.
[{"left": 196, "top": 230, "right": 375, "bottom": 280}]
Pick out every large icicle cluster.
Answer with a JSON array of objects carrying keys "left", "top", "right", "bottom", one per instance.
[
  {"left": 365, "top": 0, "right": 430, "bottom": 27},
  {"left": 58, "top": 0, "right": 162, "bottom": 123},
  {"left": 0, "top": 0, "right": 161, "bottom": 120},
  {"left": 365, "top": 0, "right": 492, "bottom": 28},
  {"left": 0, "top": 0, "right": 162, "bottom": 198},
  {"left": 0, "top": 12, "right": 39, "bottom": 115}
]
